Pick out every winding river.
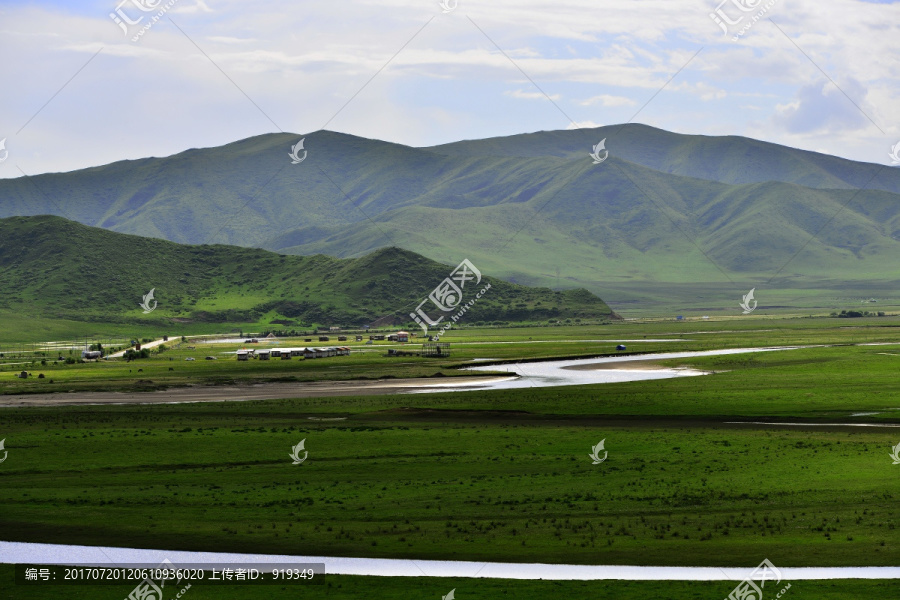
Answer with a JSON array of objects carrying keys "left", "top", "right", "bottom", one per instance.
[{"left": 412, "top": 346, "right": 803, "bottom": 392}]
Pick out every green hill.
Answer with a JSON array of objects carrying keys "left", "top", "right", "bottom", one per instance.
[
  {"left": 0, "top": 216, "right": 616, "bottom": 330},
  {"left": 3, "top": 125, "right": 900, "bottom": 313}
]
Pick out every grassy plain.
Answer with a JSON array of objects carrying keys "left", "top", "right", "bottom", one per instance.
[
  {"left": 1, "top": 317, "right": 899, "bottom": 599},
  {"left": 1, "top": 411, "right": 897, "bottom": 566},
  {"left": 3, "top": 317, "right": 900, "bottom": 395}
]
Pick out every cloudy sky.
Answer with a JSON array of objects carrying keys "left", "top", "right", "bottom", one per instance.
[{"left": 0, "top": 0, "right": 898, "bottom": 178}]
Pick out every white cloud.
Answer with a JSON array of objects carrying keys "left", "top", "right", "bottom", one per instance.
[
  {"left": 773, "top": 78, "right": 876, "bottom": 134},
  {"left": 2, "top": 0, "right": 900, "bottom": 179},
  {"left": 566, "top": 120, "right": 604, "bottom": 129},
  {"left": 171, "top": 0, "right": 214, "bottom": 15},
  {"left": 579, "top": 94, "right": 636, "bottom": 107},
  {"left": 206, "top": 36, "right": 259, "bottom": 44},
  {"left": 505, "top": 89, "right": 561, "bottom": 101}
]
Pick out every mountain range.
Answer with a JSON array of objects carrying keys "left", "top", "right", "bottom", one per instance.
[{"left": 2, "top": 123, "right": 899, "bottom": 312}]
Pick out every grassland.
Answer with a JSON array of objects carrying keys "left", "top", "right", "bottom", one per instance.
[
  {"left": 1, "top": 317, "right": 898, "bottom": 600},
  {"left": 2, "top": 318, "right": 900, "bottom": 399},
  {"left": 1, "top": 409, "right": 897, "bottom": 567}
]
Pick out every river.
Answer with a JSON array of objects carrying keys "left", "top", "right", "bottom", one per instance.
[
  {"left": 412, "top": 346, "right": 803, "bottom": 392},
  {"left": 2, "top": 541, "right": 897, "bottom": 580}
]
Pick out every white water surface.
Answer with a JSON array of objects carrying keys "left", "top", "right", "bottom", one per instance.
[
  {"left": 412, "top": 346, "right": 803, "bottom": 393},
  {"left": 1, "top": 542, "right": 897, "bottom": 580}
]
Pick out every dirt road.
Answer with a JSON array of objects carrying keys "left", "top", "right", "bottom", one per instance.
[{"left": 0, "top": 376, "right": 515, "bottom": 408}]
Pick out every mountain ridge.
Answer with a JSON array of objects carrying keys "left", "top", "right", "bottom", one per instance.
[{"left": 2, "top": 124, "right": 899, "bottom": 310}]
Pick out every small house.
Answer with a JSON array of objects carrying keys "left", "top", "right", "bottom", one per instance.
[
  {"left": 319, "top": 336, "right": 330, "bottom": 342},
  {"left": 303, "top": 348, "right": 317, "bottom": 359},
  {"left": 236, "top": 350, "right": 250, "bottom": 361},
  {"left": 270, "top": 349, "right": 282, "bottom": 359},
  {"left": 355, "top": 336, "right": 363, "bottom": 342},
  {"left": 257, "top": 350, "right": 270, "bottom": 360},
  {"left": 338, "top": 336, "right": 347, "bottom": 342},
  {"left": 397, "top": 331, "right": 409, "bottom": 343}
]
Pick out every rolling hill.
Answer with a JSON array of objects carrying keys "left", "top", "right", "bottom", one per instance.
[
  {"left": 0, "top": 216, "right": 615, "bottom": 330},
  {"left": 2, "top": 124, "right": 900, "bottom": 313}
]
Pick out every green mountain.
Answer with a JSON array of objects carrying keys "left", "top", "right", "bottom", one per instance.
[
  {"left": 428, "top": 124, "right": 900, "bottom": 192},
  {"left": 0, "top": 216, "right": 615, "bottom": 328},
  {"left": 2, "top": 125, "right": 900, "bottom": 313}
]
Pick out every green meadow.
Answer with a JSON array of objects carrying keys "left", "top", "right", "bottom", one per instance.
[
  {"left": 1, "top": 317, "right": 899, "bottom": 600},
  {"left": 3, "top": 318, "right": 900, "bottom": 395},
  {"left": 1, "top": 411, "right": 897, "bottom": 567}
]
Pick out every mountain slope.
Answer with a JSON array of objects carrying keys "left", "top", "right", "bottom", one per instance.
[
  {"left": 0, "top": 216, "right": 615, "bottom": 327},
  {"left": 427, "top": 123, "right": 900, "bottom": 193},
  {"left": 3, "top": 126, "right": 900, "bottom": 311}
]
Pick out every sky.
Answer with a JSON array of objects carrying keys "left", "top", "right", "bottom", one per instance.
[{"left": 0, "top": 0, "right": 899, "bottom": 178}]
